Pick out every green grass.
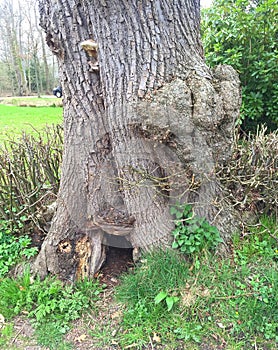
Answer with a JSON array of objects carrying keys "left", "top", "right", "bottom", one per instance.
[
  {"left": 0, "top": 323, "right": 15, "bottom": 348},
  {"left": 0, "top": 104, "right": 62, "bottom": 141},
  {"left": 113, "top": 216, "right": 278, "bottom": 349}
]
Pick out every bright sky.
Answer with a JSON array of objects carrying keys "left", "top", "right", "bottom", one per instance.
[{"left": 200, "top": 0, "right": 213, "bottom": 8}]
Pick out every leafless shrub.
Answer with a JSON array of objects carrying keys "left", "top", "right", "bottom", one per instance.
[
  {"left": 1, "top": 123, "right": 276, "bottom": 238},
  {"left": 217, "top": 126, "right": 278, "bottom": 220},
  {"left": 0, "top": 124, "right": 63, "bottom": 233}
]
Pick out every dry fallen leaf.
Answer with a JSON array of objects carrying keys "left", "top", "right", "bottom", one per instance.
[
  {"left": 153, "top": 332, "right": 161, "bottom": 343},
  {"left": 217, "top": 322, "right": 225, "bottom": 329},
  {"left": 111, "top": 310, "right": 122, "bottom": 319},
  {"left": 74, "top": 333, "right": 87, "bottom": 342}
]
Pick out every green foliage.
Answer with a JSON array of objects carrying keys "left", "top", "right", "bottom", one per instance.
[
  {"left": 201, "top": 0, "right": 278, "bottom": 132},
  {"left": 171, "top": 203, "right": 222, "bottom": 254},
  {"left": 173, "top": 324, "right": 203, "bottom": 343},
  {"left": 0, "top": 268, "right": 103, "bottom": 323},
  {"left": 0, "top": 268, "right": 104, "bottom": 348},
  {"left": 0, "top": 219, "right": 38, "bottom": 277}
]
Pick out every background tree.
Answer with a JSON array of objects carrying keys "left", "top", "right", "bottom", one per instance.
[
  {"left": 33, "top": 0, "right": 241, "bottom": 281},
  {"left": 0, "top": 0, "right": 57, "bottom": 96},
  {"left": 201, "top": 0, "right": 278, "bottom": 132},
  {"left": 0, "top": 0, "right": 28, "bottom": 95}
]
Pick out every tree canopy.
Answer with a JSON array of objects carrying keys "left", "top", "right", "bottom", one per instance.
[{"left": 201, "top": 0, "right": 278, "bottom": 132}]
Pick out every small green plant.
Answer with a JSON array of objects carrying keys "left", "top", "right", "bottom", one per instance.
[
  {"left": 170, "top": 203, "right": 222, "bottom": 254},
  {"left": 154, "top": 291, "right": 179, "bottom": 311},
  {"left": 0, "top": 219, "right": 38, "bottom": 277},
  {"left": 173, "top": 323, "right": 203, "bottom": 343}
]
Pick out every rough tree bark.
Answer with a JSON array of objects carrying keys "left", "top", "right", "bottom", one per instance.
[{"left": 34, "top": 0, "right": 241, "bottom": 281}]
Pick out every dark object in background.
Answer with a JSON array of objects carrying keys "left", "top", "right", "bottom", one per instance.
[{"left": 53, "top": 86, "right": 62, "bottom": 98}]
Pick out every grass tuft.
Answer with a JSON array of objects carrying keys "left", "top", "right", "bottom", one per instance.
[{"left": 116, "top": 248, "right": 189, "bottom": 306}]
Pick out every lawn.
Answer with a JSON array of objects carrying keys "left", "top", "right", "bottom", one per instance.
[
  {"left": 0, "top": 104, "right": 63, "bottom": 141},
  {"left": 0, "top": 96, "right": 63, "bottom": 107}
]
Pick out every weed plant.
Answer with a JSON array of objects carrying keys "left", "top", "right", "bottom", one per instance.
[
  {"left": 0, "top": 219, "right": 37, "bottom": 277},
  {"left": 170, "top": 203, "right": 222, "bottom": 254}
]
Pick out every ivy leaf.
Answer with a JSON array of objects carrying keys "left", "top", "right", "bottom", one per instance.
[
  {"left": 170, "top": 207, "right": 177, "bottom": 215},
  {"left": 175, "top": 211, "right": 183, "bottom": 219}
]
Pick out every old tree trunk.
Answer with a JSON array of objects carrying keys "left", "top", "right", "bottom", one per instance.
[{"left": 34, "top": 0, "right": 241, "bottom": 281}]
